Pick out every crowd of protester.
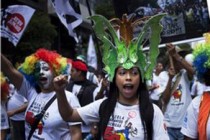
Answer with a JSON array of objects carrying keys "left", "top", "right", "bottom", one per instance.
[
  {"left": 1, "top": 5, "right": 210, "bottom": 140},
  {"left": 134, "top": 0, "right": 209, "bottom": 32},
  {"left": 1, "top": 39, "right": 210, "bottom": 139}
]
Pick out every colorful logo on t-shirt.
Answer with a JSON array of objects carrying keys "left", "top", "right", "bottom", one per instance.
[
  {"left": 104, "top": 124, "right": 137, "bottom": 140},
  {"left": 104, "top": 112, "right": 138, "bottom": 140},
  {"left": 172, "top": 84, "right": 182, "bottom": 102}
]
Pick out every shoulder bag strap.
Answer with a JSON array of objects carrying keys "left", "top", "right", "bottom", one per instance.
[
  {"left": 170, "top": 72, "right": 182, "bottom": 97},
  {"left": 27, "top": 94, "right": 57, "bottom": 140},
  {"left": 161, "top": 72, "right": 182, "bottom": 113}
]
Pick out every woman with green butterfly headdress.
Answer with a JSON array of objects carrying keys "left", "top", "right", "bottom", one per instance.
[{"left": 54, "top": 13, "right": 169, "bottom": 140}]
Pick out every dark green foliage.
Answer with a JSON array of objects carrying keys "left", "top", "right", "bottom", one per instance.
[
  {"left": 17, "top": 11, "right": 57, "bottom": 55},
  {"left": 94, "top": 0, "right": 115, "bottom": 19}
]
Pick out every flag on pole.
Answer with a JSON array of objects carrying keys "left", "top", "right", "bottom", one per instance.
[
  {"left": 0, "top": 5, "right": 35, "bottom": 46},
  {"left": 50, "top": 0, "right": 83, "bottom": 42},
  {"left": 87, "top": 35, "right": 97, "bottom": 70}
]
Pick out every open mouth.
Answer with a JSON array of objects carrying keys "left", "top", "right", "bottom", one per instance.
[
  {"left": 123, "top": 84, "right": 134, "bottom": 89},
  {"left": 39, "top": 77, "right": 47, "bottom": 82}
]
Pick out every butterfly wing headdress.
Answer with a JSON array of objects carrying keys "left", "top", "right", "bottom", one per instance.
[{"left": 89, "top": 13, "right": 166, "bottom": 81}]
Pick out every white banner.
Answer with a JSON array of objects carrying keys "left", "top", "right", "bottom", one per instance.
[
  {"left": 207, "top": 0, "right": 210, "bottom": 18},
  {"left": 161, "top": 13, "right": 186, "bottom": 37},
  {"left": 87, "top": 35, "right": 97, "bottom": 70},
  {"left": 50, "top": 0, "right": 83, "bottom": 42},
  {"left": 0, "top": 5, "right": 35, "bottom": 46}
]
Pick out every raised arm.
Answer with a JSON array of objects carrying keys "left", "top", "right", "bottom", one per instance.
[
  {"left": 53, "top": 74, "right": 82, "bottom": 122},
  {"left": 166, "top": 44, "right": 195, "bottom": 79},
  {"left": 161, "top": 45, "right": 176, "bottom": 111},
  {"left": 1, "top": 53, "right": 23, "bottom": 90},
  {"left": 161, "top": 67, "right": 174, "bottom": 112},
  {"left": 7, "top": 102, "right": 28, "bottom": 117}
]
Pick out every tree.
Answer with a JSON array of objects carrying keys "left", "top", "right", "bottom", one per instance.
[
  {"left": 17, "top": 11, "right": 57, "bottom": 55},
  {"left": 94, "top": 0, "right": 115, "bottom": 19}
]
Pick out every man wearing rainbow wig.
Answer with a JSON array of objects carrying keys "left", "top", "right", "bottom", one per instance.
[
  {"left": 1, "top": 48, "right": 82, "bottom": 140},
  {"left": 181, "top": 33, "right": 210, "bottom": 140}
]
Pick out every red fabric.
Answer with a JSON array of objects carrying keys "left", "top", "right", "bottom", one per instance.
[
  {"left": 1, "top": 82, "right": 9, "bottom": 101},
  {"left": 67, "top": 58, "right": 73, "bottom": 64},
  {"left": 72, "top": 60, "right": 88, "bottom": 71},
  {"left": 25, "top": 111, "right": 35, "bottom": 125},
  {"left": 198, "top": 92, "right": 210, "bottom": 140}
]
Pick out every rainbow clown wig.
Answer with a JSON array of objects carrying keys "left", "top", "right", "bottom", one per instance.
[
  {"left": 193, "top": 33, "right": 210, "bottom": 82},
  {"left": 0, "top": 72, "right": 9, "bottom": 101},
  {"left": 18, "top": 48, "right": 70, "bottom": 87}
]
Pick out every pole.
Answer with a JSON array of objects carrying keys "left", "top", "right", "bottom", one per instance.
[
  {"left": 143, "top": 36, "right": 205, "bottom": 51},
  {"left": 85, "top": 0, "right": 103, "bottom": 71}
]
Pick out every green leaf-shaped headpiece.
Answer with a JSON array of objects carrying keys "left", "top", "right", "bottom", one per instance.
[{"left": 89, "top": 13, "right": 166, "bottom": 82}]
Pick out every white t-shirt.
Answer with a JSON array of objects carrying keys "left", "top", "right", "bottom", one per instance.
[
  {"left": 164, "top": 69, "right": 192, "bottom": 128},
  {"left": 181, "top": 87, "right": 210, "bottom": 139},
  {"left": 18, "top": 78, "right": 81, "bottom": 140},
  {"left": 1, "top": 101, "right": 9, "bottom": 130},
  {"left": 150, "top": 71, "right": 168, "bottom": 101},
  {"left": 71, "top": 83, "right": 98, "bottom": 133},
  {"left": 7, "top": 90, "right": 28, "bottom": 121},
  {"left": 77, "top": 99, "right": 169, "bottom": 140},
  {"left": 87, "top": 71, "right": 99, "bottom": 85},
  {"left": 191, "top": 80, "right": 206, "bottom": 96}
]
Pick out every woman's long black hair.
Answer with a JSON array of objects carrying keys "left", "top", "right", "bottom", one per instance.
[
  {"left": 203, "top": 68, "right": 210, "bottom": 86},
  {"left": 98, "top": 69, "right": 154, "bottom": 140}
]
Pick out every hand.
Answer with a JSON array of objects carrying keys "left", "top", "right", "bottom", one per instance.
[
  {"left": 90, "top": 123, "right": 99, "bottom": 138},
  {"left": 53, "top": 75, "right": 68, "bottom": 92},
  {"left": 102, "top": 77, "right": 109, "bottom": 88},
  {"left": 153, "top": 83, "right": 159, "bottom": 89},
  {"left": 166, "top": 43, "right": 176, "bottom": 56}
]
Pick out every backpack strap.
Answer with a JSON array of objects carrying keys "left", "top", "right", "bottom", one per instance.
[
  {"left": 95, "top": 99, "right": 108, "bottom": 139},
  {"left": 99, "top": 99, "right": 108, "bottom": 119}
]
